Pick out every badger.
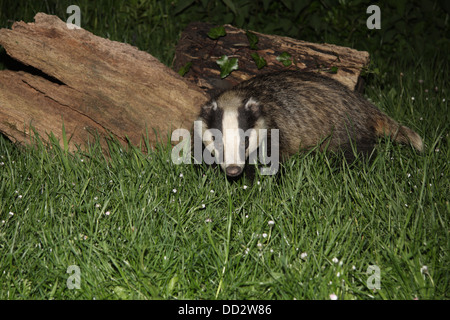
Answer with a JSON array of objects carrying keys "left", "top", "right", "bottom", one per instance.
[{"left": 195, "top": 70, "right": 423, "bottom": 178}]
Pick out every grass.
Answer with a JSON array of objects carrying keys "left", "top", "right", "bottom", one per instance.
[
  {"left": 0, "top": 61, "right": 448, "bottom": 299},
  {"left": 0, "top": 0, "right": 448, "bottom": 300}
]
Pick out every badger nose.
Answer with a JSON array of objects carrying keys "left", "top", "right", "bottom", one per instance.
[{"left": 226, "top": 165, "right": 243, "bottom": 177}]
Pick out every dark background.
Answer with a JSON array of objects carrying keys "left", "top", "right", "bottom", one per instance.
[{"left": 1, "top": 0, "right": 449, "bottom": 68}]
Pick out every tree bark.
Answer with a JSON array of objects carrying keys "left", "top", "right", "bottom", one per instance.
[
  {"left": 0, "top": 13, "right": 208, "bottom": 152},
  {"left": 173, "top": 22, "right": 370, "bottom": 97}
]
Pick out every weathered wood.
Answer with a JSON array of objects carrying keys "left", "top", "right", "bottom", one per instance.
[
  {"left": 173, "top": 22, "right": 370, "bottom": 97},
  {"left": 0, "top": 69, "right": 119, "bottom": 151},
  {"left": 0, "top": 13, "right": 208, "bottom": 152}
]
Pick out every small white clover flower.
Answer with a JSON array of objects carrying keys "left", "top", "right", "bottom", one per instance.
[
  {"left": 268, "top": 220, "right": 275, "bottom": 226},
  {"left": 300, "top": 252, "right": 308, "bottom": 260},
  {"left": 105, "top": 211, "right": 111, "bottom": 216},
  {"left": 172, "top": 188, "right": 177, "bottom": 193},
  {"left": 420, "top": 265, "right": 429, "bottom": 275},
  {"left": 329, "top": 293, "right": 338, "bottom": 300},
  {"left": 332, "top": 257, "right": 339, "bottom": 264}
]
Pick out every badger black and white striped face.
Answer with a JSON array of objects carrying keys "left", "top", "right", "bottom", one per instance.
[{"left": 198, "top": 92, "right": 265, "bottom": 177}]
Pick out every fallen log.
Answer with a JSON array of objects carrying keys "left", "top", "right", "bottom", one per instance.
[
  {"left": 0, "top": 13, "right": 208, "bottom": 152},
  {"left": 173, "top": 22, "right": 370, "bottom": 97},
  {"left": 0, "top": 15, "right": 370, "bottom": 153}
]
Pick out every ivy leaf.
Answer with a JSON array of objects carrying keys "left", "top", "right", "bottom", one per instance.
[
  {"left": 246, "top": 31, "right": 259, "bottom": 50},
  {"left": 207, "top": 26, "right": 226, "bottom": 40},
  {"left": 216, "top": 55, "right": 239, "bottom": 78},
  {"left": 276, "top": 52, "right": 292, "bottom": 67},
  {"left": 251, "top": 52, "right": 267, "bottom": 69},
  {"left": 178, "top": 62, "right": 192, "bottom": 77}
]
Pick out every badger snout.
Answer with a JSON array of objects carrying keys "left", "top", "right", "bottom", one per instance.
[{"left": 225, "top": 165, "right": 243, "bottom": 177}]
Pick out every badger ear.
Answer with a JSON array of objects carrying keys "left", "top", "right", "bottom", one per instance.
[
  {"left": 202, "top": 100, "right": 218, "bottom": 111},
  {"left": 244, "top": 97, "right": 261, "bottom": 117},
  {"left": 200, "top": 100, "right": 218, "bottom": 117}
]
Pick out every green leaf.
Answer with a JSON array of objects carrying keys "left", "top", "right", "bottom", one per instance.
[
  {"left": 173, "top": 0, "right": 195, "bottom": 15},
  {"left": 222, "top": 0, "right": 237, "bottom": 14},
  {"left": 293, "top": 1, "right": 310, "bottom": 16},
  {"left": 280, "top": 0, "right": 292, "bottom": 10},
  {"left": 246, "top": 31, "right": 259, "bottom": 50},
  {"left": 387, "top": 87, "right": 397, "bottom": 100},
  {"left": 216, "top": 55, "right": 239, "bottom": 78},
  {"left": 207, "top": 26, "right": 226, "bottom": 40},
  {"left": 178, "top": 62, "right": 192, "bottom": 77},
  {"left": 394, "top": 0, "right": 407, "bottom": 15},
  {"left": 276, "top": 52, "right": 292, "bottom": 67},
  {"left": 251, "top": 52, "right": 267, "bottom": 69}
]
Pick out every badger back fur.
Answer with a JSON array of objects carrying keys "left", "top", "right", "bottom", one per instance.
[{"left": 196, "top": 70, "right": 423, "bottom": 177}]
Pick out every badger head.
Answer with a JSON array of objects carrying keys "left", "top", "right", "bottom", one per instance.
[{"left": 196, "top": 91, "right": 266, "bottom": 177}]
